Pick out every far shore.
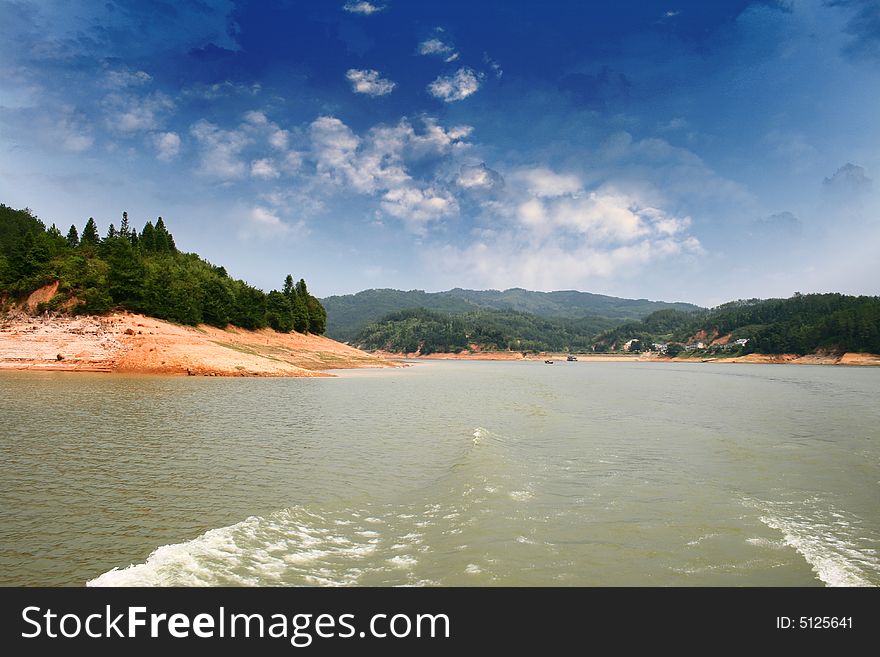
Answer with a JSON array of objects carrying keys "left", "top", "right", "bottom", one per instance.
[{"left": 373, "top": 350, "right": 880, "bottom": 367}]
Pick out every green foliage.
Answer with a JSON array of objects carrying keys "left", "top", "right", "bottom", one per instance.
[
  {"left": 354, "top": 307, "right": 620, "bottom": 354},
  {"left": 322, "top": 287, "right": 702, "bottom": 341},
  {"left": 593, "top": 294, "right": 880, "bottom": 355},
  {"left": 0, "top": 203, "right": 327, "bottom": 334}
]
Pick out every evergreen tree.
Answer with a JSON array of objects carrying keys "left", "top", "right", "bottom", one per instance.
[
  {"left": 140, "top": 221, "right": 156, "bottom": 251},
  {"left": 66, "top": 225, "right": 79, "bottom": 248},
  {"left": 290, "top": 294, "right": 308, "bottom": 333},
  {"left": 80, "top": 218, "right": 100, "bottom": 246},
  {"left": 283, "top": 274, "right": 295, "bottom": 299},
  {"left": 105, "top": 223, "right": 117, "bottom": 240},
  {"left": 266, "top": 290, "right": 294, "bottom": 332},
  {"left": 119, "top": 212, "right": 130, "bottom": 239}
]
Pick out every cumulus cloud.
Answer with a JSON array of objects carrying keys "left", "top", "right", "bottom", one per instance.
[
  {"left": 190, "top": 119, "right": 250, "bottom": 179},
  {"left": 456, "top": 163, "right": 504, "bottom": 191},
  {"left": 308, "top": 115, "right": 472, "bottom": 231},
  {"left": 380, "top": 185, "right": 458, "bottom": 230},
  {"left": 427, "top": 67, "right": 482, "bottom": 102},
  {"left": 512, "top": 168, "right": 582, "bottom": 197},
  {"left": 430, "top": 163, "right": 702, "bottom": 291},
  {"left": 418, "top": 37, "right": 459, "bottom": 62},
  {"left": 250, "top": 158, "right": 279, "bottom": 179},
  {"left": 103, "top": 91, "right": 174, "bottom": 133},
  {"left": 345, "top": 68, "right": 396, "bottom": 96},
  {"left": 151, "top": 131, "right": 181, "bottom": 161},
  {"left": 343, "top": 1, "right": 385, "bottom": 15}
]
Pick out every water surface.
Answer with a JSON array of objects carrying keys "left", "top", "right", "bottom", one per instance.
[{"left": 1, "top": 361, "right": 878, "bottom": 586}]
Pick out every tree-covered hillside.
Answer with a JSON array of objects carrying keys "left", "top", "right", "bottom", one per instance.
[
  {"left": 353, "top": 307, "right": 620, "bottom": 354},
  {"left": 322, "top": 287, "right": 701, "bottom": 341},
  {"left": 0, "top": 203, "right": 326, "bottom": 333},
  {"left": 593, "top": 294, "right": 880, "bottom": 355}
]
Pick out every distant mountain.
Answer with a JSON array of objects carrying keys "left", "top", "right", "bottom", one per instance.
[{"left": 321, "top": 287, "right": 702, "bottom": 342}]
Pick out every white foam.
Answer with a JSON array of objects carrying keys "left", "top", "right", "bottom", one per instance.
[
  {"left": 509, "top": 490, "right": 534, "bottom": 501},
  {"left": 387, "top": 555, "right": 417, "bottom": 569},
  {"left": 748, "top": 498, "right": 880, "bottom": 587},
  {"left": 465, "top": 563, "right": 481, "bottom": 574}
]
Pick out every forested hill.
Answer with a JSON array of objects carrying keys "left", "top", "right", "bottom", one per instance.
[
  {"left": 592, "top": 294, "right": 880, "bottom": 356},
  {"left": 322, "top": 287, "right": 701, "bottom": 342},
  {"left": 354, "top": 294, "right": 880, "bottom": 356},
  {"left": 0, "top": 203, "right": 326, "bottom": 334},
  {"left": 353, "top": 307, "right": 622, "bottom": 354}
]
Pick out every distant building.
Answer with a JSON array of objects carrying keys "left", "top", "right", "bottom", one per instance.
[
  {"left": 652, "top": 343, "right": 669, "bottom": 354},
  {"left": 734, "top": 338, "right": 749, "bottom": 347},
  {"left": 684, "top": 341, "right": 705, "bottom": 351}
]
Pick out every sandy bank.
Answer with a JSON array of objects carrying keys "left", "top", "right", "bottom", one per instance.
[
  {"left": 0, "top": 312, "right": 399, "bottom": 377},
  {"left": 374, "top": 350, "right": 880, "bottom": 366}
]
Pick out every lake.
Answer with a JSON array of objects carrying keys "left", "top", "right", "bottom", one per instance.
[{"left": 1, "top": 361, "right": 878, "bottom": 586}]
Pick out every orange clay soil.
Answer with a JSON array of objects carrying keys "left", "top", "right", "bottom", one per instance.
[{"left": 0, "top": 312, "right": 400, "bottom": 377}]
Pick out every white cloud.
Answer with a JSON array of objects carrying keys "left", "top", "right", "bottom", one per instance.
[
  {"left": 343, "top": 1, "right": 385, "bottom": 14},
  {"left": 418, "top": 38, "right": 459, "bottom": 62},
  {"left": 483, "top": 54, "right": 503, "bottom": 78},
  {"left": 456, "top": 163, "right": 504, "bottom": 191},
  {"left": 182, "top": 81, "right": 262, "bottom": 100},
  {"left": 61, "top": 131, "right": 94, "bottom": 152},
  {"left": 249, "top": 206, "right": 289, "bottom": 233},
  {"left": 429, "top": 162, "right": 703, "bottom": 291},
  {"left": 152, "top": 131, "right": 181, "bottom": 161},
  {"left": 243, "top": 110, "right": 269, "bottom": 126},
  {"left": 269, "top": 128, "right": 290, "bottom": 150},
  {"left": 250, "top": 158, "right": 279, "bottom": 179},
  {"left": 380, "top": 185, "right": 458, "bottom": 232},
  {"left": 103, "top": 91, "right": 174, "bottom": 133},
  {"left": 190, "top": 119, "right": 250, "bottom": 179},
  {"left": 103, "top": 68, "right": 152, "bottom": 89},
  {"left": 427, "top": 67, "right": 482, "bottom": 102},
  {"left": 308, "top": 115, "right": 472, "bottom": 231},
  {"left": 432, "top": 236, "right": 702, "bottom": 291},
  {"left": 240, "top": 206, "right": 304, "bottom": 240},
  {"left": 345, "top": 69, "right": 396, "bottom": 96},
  {"left": 512, "top": 168, "right": 582, "bottom": 197}
]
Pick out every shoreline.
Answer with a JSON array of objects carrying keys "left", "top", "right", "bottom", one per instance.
[
  {"left": 0, "top": 312, "right": 399, "bottom": 377},
  {"left": 373, "top": 350, "right": 880, "bottom": 366}
]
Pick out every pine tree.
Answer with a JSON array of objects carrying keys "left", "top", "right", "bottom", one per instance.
[
  {"left": 154, "top": 217, "right": 176, "bottom": 252},
  {"left": 80, "top": 218, "right": 100, "bottom": 246},
  {"left": 140, "top": 221, "right": 156, "bottom": 251},
  {"left": 154, "top": 218, "right": 169, "bottom": 252},
  {"left": 283, "top": 274, "right": 295, "bottom": 299},
  {"left": 119, "top": 211, "right": 130, "bottom": 239},
  {"left": 292, "top": 293, "right": 310, "bottom": 333},
  {"left": 66, "top": 225, "right": 79, "bottom": 248},
  {"left": 105, "top": 223, "right": 117, "bottom": 240}
]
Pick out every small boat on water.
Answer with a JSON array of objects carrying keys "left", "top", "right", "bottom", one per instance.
[
  {"left": 544, "top": 359, "right": 554, "bottom": 364},
  {"left": 567, "top": 355, "right": 577, "bottom": 361}
]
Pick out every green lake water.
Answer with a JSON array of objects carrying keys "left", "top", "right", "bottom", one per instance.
[{"left": 1, "top": 361, "right": 878, "bottom": 586}]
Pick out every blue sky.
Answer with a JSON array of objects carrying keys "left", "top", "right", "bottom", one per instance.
[{"left": 1, "top": 0, "right": 878, "bottom": 305}]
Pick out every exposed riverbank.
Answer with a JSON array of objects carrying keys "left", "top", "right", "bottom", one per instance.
[
  {"left": 374, "top": 350, "right": 880, "bottom": 366},
  {"left": 0, "top": 312, "right": 398, "bottom": 376}
]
